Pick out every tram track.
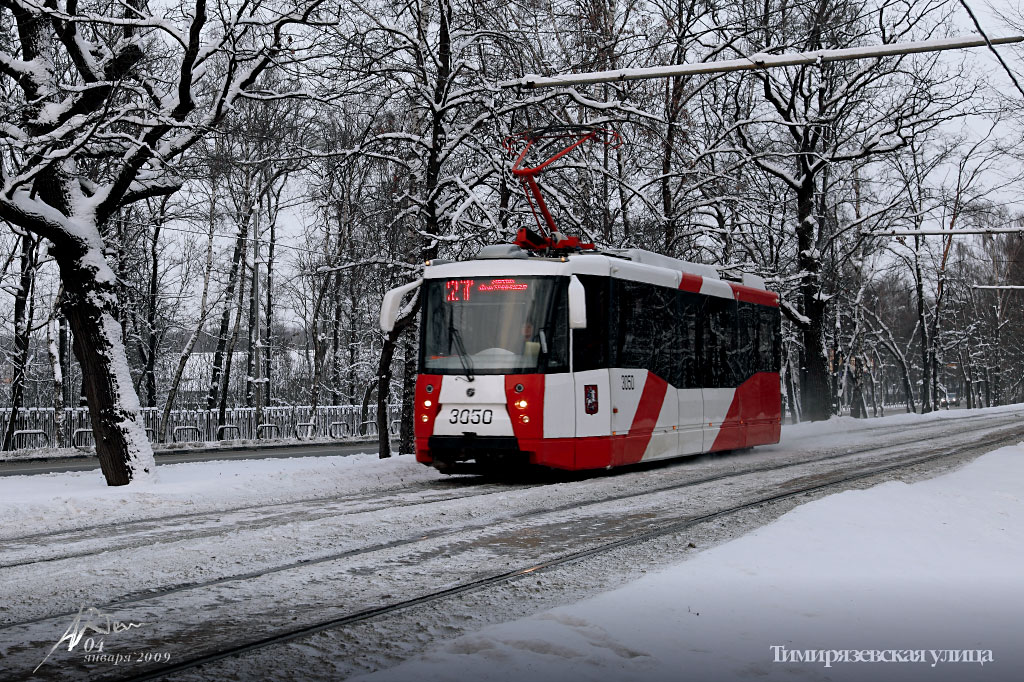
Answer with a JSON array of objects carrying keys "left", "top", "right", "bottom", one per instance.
[
  {"left": 2, "top": 406, "right": 1010, "bottom": 568},
  {"left": 0, "top": 416, "right": 1019, "bottom": 682},
  {"left": 2, "top": 407, "right": 1016, "bottom": 572},
  {"left": 105, "top": 417, "right": 1022, "bottom": 682},
  {"left": 0, "top": 406, "right": 1004, "bottom": 551},
  {"left": 1, "top": 411, "right": 1021, "bottom": 636}
]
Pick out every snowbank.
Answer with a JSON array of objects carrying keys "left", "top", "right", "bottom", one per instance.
[{"left": 355, "top": 443, "right": 1024, "bottom": 682}]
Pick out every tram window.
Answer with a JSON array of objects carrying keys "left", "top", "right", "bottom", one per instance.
[
  {"left": 757, "top": 306, "right": 781, "bottom": 372},
  {"left": 736, "top": 302, "right": 756, "bottom": 380},
  {"left": 612, "top": 281, "right": 683, "bottom": 385},
  {"left": 677, "top": 293, "right": 701, "bottom": 388},
  {"left": 702, "top": 297, "right": 738, "bottom": 387},
  {"left": 572, "top": 275, "right": 610, "bottom": 371}
]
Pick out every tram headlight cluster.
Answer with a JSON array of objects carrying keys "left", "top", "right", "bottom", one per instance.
[{"left": 420, "top": 386, "right": 437, "bottom": 424}]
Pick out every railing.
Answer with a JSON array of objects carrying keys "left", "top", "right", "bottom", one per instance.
[{"left": 0, "top": 405, "right": 403, "bottom": 451}]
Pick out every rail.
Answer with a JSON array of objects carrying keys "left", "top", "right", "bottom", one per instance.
[
  {"left": 294, "top": 422, "right": 316, "bottom": 440},
  {"left": 72, "top": 428, "right": 93, "bottom": 450},
  {"left": 0, "top": 404, "right": 404, "bottom": 452},
  {"left": 216, "top": 425, "right": 241, "bottom": 440},
  {"left": 256, "top": 423, "right": 280, "bottom": 439},
  {"left": 173, "top": 426, "right": 203, "bottom": 443},
  {"left": 12, "top": 429, "right": 48, "bottom": 448}
]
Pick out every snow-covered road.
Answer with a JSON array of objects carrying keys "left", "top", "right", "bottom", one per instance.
[{"left": 0, "top": 405, "right": 1021, "bottom": 681}]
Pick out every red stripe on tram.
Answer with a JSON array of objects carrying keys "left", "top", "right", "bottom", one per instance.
[{"left": 615, "top": 373, "right": 668, "bottom": 466}]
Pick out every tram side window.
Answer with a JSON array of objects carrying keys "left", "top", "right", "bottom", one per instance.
[
  {"left": 572, "top": 275, "right": 610, "bottom": 371},
  {"left": 702, "top": 297, "right": 738, "bottom": 387},
  {"left": 677, "top": 292, "right": 701, "bottom": 388},
  {"left": 757, "top": 306, "right": 781, "bottom": 372},
  {"left": 736, "top": 302, "right": 757, "bottom": 381},
  {"left": 613, "top": 281, "right": 684, "bottom": 386}
]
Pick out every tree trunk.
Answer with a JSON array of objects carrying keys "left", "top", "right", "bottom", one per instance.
[
  {"left": 399, "top": 323, "right": 417, "bottom": 455},
  {"left": 47, "top": 316, "right": 66, "bottom": 448},
  {"left": 795, "top": 179, "right": 831, "bottom": 421},
  {"left": 219, "top": 256, "right": 248, "bottom": 429},
  {"left": 142, "top": 213, "right": 163, "bottom": 408},
  {"left": 160, "top": 216, "right": 216, "bottom": 442},
  {"left": 207, "top": 215, "right": 250, "bottom": 410},
  {"left": 59, "top": 314, "right": 71, "bottom": 409},
  {"left": 376, "top": 295, "right": 421, "bottom": 458},
  {"left": 58, "top": 257, "right": 156, "bottom": 485},
  {"left": 785, "top": 353, "right": 800, "bottom": 424},
  {"left": 359, "top": 382, "right": 375, "bottom": 437},
  {"left": 2, "top": 234, "right": 37, "bottom": 451},
  {"left": 264, "top": 193, "right": 278, "bottom": 410}
]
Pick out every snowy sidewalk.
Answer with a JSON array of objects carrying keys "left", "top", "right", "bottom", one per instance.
[{"left": 354, "top": 442, "right": 1024, "bottom": 682}]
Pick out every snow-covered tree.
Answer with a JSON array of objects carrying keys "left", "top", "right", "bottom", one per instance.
[
  {"left": 728, "top": 0, "right": 976, "bottom": 421},
  {"left": 0, "top": 0, "right": 331, "bottom": 484}
]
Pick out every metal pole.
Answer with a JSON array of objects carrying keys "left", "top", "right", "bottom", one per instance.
[
  {"left": 505, "top": 35, "right": 1024, "bottom": 89},
  {"left": 873, "top": 227, "right": 1024, "bottom": 236},
  {"left": 253, "top": 202, "right": 263, "bottom": 433}
]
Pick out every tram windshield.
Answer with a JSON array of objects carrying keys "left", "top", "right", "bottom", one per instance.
[{"left": 421, "top": 276, "right": 569, "bottom": 375}]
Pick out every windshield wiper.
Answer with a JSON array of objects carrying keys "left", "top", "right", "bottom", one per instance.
[{"left": 450, "top": 327, "right": 475, "bottom": 381}]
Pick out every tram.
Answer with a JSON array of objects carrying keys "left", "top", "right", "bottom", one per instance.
[
  {"left": 379, "top": 127, "right": 780, "bottom": 472},
  {"left": 380, "top": 245, "right": 781, "bottom": 472}
]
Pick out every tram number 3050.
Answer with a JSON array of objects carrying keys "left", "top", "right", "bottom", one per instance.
[{"left": 449, "top": 408, "right": 494, "bottom": 425}]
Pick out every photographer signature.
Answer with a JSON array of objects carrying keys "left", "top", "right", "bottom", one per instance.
[{"left": 34, "top": 605, "right": 143, "bottom": 672}]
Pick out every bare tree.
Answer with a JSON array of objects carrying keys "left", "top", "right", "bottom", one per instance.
[
  {"left": 0, "top": 0, "right": 331, "bottom": 483},
  {"left": 730, "top": 0, "right": 975, "bottom": 420}
]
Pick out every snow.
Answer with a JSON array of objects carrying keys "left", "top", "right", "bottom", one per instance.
[
  {"left": 0, "top": 452, "right": 438, "bottom": 539},
  {"left": 351, "top": 436, "right": 1024, "bottom": 682},
  {"left": 1, "top": 405, "right": 1022, "bottom": 681}
]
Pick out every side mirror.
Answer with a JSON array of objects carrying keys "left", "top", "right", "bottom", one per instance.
[
  {"left": 568, "top": 275, "right": 587, "bottom": 329},
  {"left": 380, "top": 279, "right": 423, "bottom": 332}
]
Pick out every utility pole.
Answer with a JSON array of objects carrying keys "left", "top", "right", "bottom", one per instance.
[{"left": 253, "top": 200, "right": 264, "bottom": 435}]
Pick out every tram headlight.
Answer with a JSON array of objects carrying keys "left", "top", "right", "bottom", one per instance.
[
  {"left": 421, "top": 415, "right": 429, "bottom": 422},
  {"left": 423, "top": 399, "right": 432, "bottom": 408},
  {"left": 520, "top": 415, "right": 530, "bottom": 424},
  {"left": 515, "top": 399, "right": 528, "bottom": 409}
]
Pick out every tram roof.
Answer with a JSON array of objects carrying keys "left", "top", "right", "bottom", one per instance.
[{"left": 422, "top": 245, "right": 778, "bottom": 307}]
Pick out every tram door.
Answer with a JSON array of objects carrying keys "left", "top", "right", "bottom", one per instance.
[{"left": 571, "top": 278, "right": 613, "bottom": 467}]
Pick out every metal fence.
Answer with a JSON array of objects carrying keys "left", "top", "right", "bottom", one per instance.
[{"left": 0, "top": 405, "right": 404, "bottom": 450}]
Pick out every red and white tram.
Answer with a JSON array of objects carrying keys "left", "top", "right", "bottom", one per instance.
[{"left": 381, "top": 244, "right": 781, "bottom": 472}]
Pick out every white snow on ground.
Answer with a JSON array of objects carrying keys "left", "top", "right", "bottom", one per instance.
[
  {"left": 352, "top": 441, "right": 1024, "bottom": 682},
  {"left": 1, "top": 403, "right": 1019, "bottom": 531},
  {"left": 1, "top": 404, "right": 1022, "bottom": 681},
  {"left": 0, "top": 453, "right": 442, "bottom": 539},
  {"left": 779, "top": 401, "right": 1024, "bottom": 443}
]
